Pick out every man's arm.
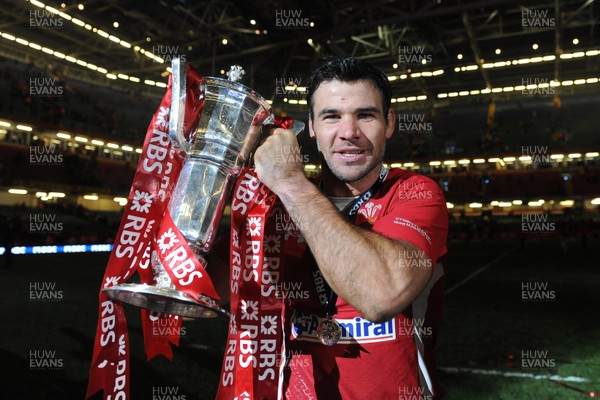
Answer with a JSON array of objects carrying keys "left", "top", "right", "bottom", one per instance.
[{"left": 254, "top": 129, "right": 433, "bottom": 323}]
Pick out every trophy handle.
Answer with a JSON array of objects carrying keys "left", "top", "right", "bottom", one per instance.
[{"left": 261, "top": 114, "right": 305, "bottom": 136}]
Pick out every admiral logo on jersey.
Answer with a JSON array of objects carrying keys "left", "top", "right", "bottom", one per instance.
[{"left": 291, "top": 311, "right": 396, "bottom": 344}]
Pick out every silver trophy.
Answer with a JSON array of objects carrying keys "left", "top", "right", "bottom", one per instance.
[{"left": 104, "top": 61, "right": 304, "bottom": 318}]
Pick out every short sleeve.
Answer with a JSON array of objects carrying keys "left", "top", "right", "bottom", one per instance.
[{"left": 372, "top": 174, "right": 448, "bottom": 264}]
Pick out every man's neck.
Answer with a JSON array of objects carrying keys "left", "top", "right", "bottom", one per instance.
[{"left": 320, "top": 163, "right": 384, "bottom": 197}]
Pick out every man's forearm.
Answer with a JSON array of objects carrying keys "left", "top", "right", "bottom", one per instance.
[{"left": 277, "top": 176, "right": 432, "bottom": 322}]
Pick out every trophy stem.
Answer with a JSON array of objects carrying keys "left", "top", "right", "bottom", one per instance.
[{"left": 152, "top": 251, "right": 177, "bottom": 291}]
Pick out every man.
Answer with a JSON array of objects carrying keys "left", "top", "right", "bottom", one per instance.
[{"left": 252, "top": 57, "right": 448, "bottom": 399}]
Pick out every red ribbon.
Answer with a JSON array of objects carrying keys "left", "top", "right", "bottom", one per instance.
[
  {"left": 87, "top": 64, "right": 207, "bottom": 399},
  {"left": 217, "top": 117, "right": 295, "bottom": 400},
  {"left": 217, "top": 168, "right": 284, "bottom": 400},
  {"left": 272, "top": 115, "right": 293, "bottom": 130},
  {"left": 154, "top": 208, "right": 219, "bottom": 300}
]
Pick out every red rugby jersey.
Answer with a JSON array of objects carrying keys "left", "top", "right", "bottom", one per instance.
[{"left": 278, "top": 168, "right": 449, "bottom": 400}]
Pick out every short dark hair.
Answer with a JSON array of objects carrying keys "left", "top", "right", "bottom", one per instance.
[{"left": 306, "top": 56, "right": 392, "bottom": 120}]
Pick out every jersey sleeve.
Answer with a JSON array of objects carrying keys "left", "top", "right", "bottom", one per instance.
[{"left": 372, "top": 174, "right": 448, "bottom": 264}]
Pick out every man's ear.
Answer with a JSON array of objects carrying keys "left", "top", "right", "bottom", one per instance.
[
  {"left": 308, "top": 116, "right": 316, "bottom": 140},
  {"left": 385, "top": 109, "right": 395, "bottom": 139}
]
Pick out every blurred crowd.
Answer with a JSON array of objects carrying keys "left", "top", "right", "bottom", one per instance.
[
  {"left": 0, "top": 59, "right": 157, "bottom": 141},
  {"left": 0, "top": 59, "right": 598, "bottom": 258}
]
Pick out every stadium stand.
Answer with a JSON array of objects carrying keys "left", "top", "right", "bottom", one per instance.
[{"left": 0, "top": 57, "right": 599, "bottom": 248}]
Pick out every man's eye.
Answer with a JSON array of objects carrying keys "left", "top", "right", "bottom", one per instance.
[
  {"left": 358, "top": 113, "right": 375, "bottom": 119},
  {"left": 323, "top": 115, "right": 339, "bottom": 120}
]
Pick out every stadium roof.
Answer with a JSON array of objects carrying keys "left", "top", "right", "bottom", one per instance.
[{"left": 1, "top": 0, "right": 599, "bottom": 117}]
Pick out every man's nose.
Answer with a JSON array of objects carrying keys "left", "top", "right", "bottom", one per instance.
[{"left": 337, "top": 116, "right": 361, "bottom": 141}]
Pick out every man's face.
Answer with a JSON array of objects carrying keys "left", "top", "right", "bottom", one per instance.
[{"left": 309, "top": 79, "right": 394, "bottom": 185}]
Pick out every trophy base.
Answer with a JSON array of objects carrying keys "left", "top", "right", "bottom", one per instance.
[{"left": 103, "top": 284, "right": 229, "bottom": 318}]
